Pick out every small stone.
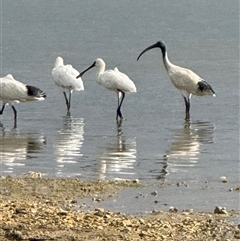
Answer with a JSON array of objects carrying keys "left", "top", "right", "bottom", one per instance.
[
  {"left": 95, "top": 207, "right": 104, "bottom": 213},
  {"left": 139, "top": 218, "right": 145, "bottom": 224},
  {"left": 132, "top": 179, "right": 139, "bottom": 184},
  {"left": 214, "top": 206, "right": 228, "bottom": 215},
  {"left": 15, "top": 208, "right": 27, "bottom": 214},
  {"left": 221, "top": 176, "right": 227, "bottom": 183},
  {"left": 92, "top": 196, "right": 103, "bottom": 202},
  {"left": 183, "top": 208, "right": 194, "bottom": 213},
  {"left": 169, "top": 206, "right": 178, "bottom": 213},
  {"left": 151, "top": 190, "right": 158, "bottom": 196},
  {"left": 152, "top": 209, "right": 163, "bottom": 214},
  {"left": 58, "top": 209, "right": 68, "bottom": 215}
]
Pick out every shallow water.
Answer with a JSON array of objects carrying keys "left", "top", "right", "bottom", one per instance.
[{"left": 0, "top": 0, "right": 239, "bottom": 213}]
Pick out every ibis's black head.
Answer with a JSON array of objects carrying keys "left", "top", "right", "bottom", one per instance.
[
  {"left": 137, "top": 40, "right": 167, "bottom": 61},
  {"left": 76, "top": 61, "right": 96, "bottom": 79}
]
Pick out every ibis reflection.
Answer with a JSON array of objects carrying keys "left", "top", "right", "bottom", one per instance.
[
  {"left": 53, "top": 116, "right": 84, "bottom": 175},
  {"left": 165, "top": 121, "right": 214, "bottom": 173},
  {"left": 0, "top": 125, "right": 46, "bottom": 173},
  {"left": 98, "top": 125, "right": 137, "bottom": 180}
]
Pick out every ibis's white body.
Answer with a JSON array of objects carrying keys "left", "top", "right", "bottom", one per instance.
[
  {"left": 137, "top": 41, "right": 215, "bottom": 120},
  {"left": 164, "top": 53, "right": 215, "bottom": 98},
  {"left": 52, "top": 57, "right": 84, "bottom": 92},
  {"left": 0, "top": 74, "right": 45, "bottom": 103},
  {"left": 0, "top": 74, "right": 46, "bottom": 122}
]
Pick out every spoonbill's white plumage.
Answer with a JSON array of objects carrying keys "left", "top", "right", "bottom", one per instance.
[
  {"left": 137, "top": 41, "right": 215, "bottom": 120},
  {"left": 52, "top": 56, "right": 84, "bottom": 113},
  {"left": 77, "top": 58, "right": 136, "bottom": 120},
  {"left": 0, "top": 74, "right": 46, "bottom": 120}
]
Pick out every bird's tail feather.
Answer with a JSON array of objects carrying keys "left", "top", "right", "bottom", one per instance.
[{"left": 26, "top": 85, "right": 46, "bottom": 99}]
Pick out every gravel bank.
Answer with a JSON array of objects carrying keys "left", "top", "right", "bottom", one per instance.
[{"left": 0, "top": 175, "right": 239, "bottom": 241}]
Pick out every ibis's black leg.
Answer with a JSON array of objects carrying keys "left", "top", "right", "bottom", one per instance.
[
  {"left": 0, "top": 104, "right": 6, "bottom": 115},
  {"left": 116, "top": 91, "right": 125, "bottom": 120},
  {"left": 184, "top": 97, "right": 190, "bottom": 121},
  {"left": 63, "top": 91, "right": 69, "bottom": 111},
  {"left": 14, "top": 119, "right": 17, "bottom": 128},
  {"left": 11, "top": 105, "right": 17, "bottom": 120}
]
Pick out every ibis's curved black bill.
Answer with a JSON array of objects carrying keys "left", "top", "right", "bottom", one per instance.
[
  {"left": 76, "top": 61, "right": 96, "bottom": 79},
  {"left": 137, "top": 41, "right": 166, "bottom": 61}
]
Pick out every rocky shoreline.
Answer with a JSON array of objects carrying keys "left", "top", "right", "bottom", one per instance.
[{"left": 0, "top": 175, "right": 239, "bottom": 241}]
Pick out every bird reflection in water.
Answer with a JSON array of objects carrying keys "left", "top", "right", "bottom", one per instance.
[
  {"left": 164, "top": 121, "right": 215, "bottom": 174},
  {"left": 53, "top": 116, "right": 84, "bottom": 175},
  {"left": 98, "top": 121, "right": 137, "bottom": 180},
  {"left": 0, "top": 124, "right": 46, "bottom": 173}
]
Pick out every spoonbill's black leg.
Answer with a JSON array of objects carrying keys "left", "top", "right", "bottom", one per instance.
[
  {"left": 63, "top": 91, "right": 69, "bottom": 111},
  {"left": 0, "top": 104, "right": 6, "bottom": 115},
  {"left": 116, "top": 90, "right": 125, "bottom": 120},
  {"left": 184, "top": 97, "right": 190, "bottom": 121},
  {"left": 11, "top": 105, "right": 17, "bottom": 120}
]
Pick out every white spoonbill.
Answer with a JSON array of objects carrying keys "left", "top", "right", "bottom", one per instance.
[
  {"left": 0, "top": 74, "right": 46, "bottom": 120},
  {"left": 77, "top": 58, "right": 137, "bottom": 120},
  {"left": 137, "top": 41, "right": 215, "bottom": 120},
  {"left": 52, "top": 56, "right": 84, "bottom": 113}
]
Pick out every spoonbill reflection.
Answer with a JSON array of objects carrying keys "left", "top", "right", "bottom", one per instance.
[
  {"left": 164, "top": 121, "right": 214, "bottom": 174},
  {"left": 97, "top": 130, "right": 137, "bottom": 180},
  {"left": 0, "top": 74, "right": 46, "bottom": 122},
  {"left": 77, "top": 58, "right": 137, "bottom": 120},
  {"left": 53, "top": 116, "right": 84, "bottom": 175},
  {"left": 0, "top": 127, "right": 46, "bottom": 174},
  {"left": 52, "top": 57, "right": 84, "bottom": 113},
  {"left": 137, "top": 41, "right": 215, "bottom": 120}
]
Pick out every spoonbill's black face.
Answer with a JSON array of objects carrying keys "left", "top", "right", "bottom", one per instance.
[
  {"left": 137, "top": 41, "right": 166, "bottom": 61},
  {"left": 77, "top": 61, "right": 96, "bottom": 78}
]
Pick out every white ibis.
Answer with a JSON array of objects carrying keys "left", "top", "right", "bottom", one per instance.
[
  {"left": 52, "top": 57, "right": 84, "bottom": 113},
  {"left": 137, "top": 41, "right": 215, "bottom": 120},
  {"left": 77, "top": 58, "right": 137, "bottom": 120},
  {"left": 0, "top": 74, "right": 46, "bottom": 120}
]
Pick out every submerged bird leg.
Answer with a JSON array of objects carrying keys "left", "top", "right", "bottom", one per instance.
[
  {"left": 68, "top": 90, "right": 72, "bottom": 112},
  {"left": 116, "top": 92, "right": 120, "bottom": 119},
  {"left": 63, "top": 91, "right": 69, "bottom": 111},
  {"left": 14, "top": 119, "right": 17, "bottom": 128},
  {"left": 116, "top": 90, "right": 125, "bottom": 120},
  {"left": 11, "top": 105, "right": 17, "bottom": 120},
  {"left": 183, "top": 97, "right": 190, "bottom": 120},
  {"left": 0, "top": 104, "right": 6, "bottom": 115}
]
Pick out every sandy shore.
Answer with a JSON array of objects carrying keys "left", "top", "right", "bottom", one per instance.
[{"left": 0, "top": 175, "right": 239, "bottom": 241}]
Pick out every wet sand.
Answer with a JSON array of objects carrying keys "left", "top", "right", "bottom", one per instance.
[{"left": 0, "top": 174, "right": 239, "bottom": 241}]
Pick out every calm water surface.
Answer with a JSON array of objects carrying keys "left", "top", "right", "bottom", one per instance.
[{"left": 0, "top": 0, "right": 239, "bottom": 212}]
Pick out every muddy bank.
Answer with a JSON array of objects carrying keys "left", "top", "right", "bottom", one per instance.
[{"left": 0, "top": 175, "right": 239, "bottom": 241}]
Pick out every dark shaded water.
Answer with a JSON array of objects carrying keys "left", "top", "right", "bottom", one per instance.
[{"left": 0, "top": 0, "right": 239, "bottom": 213}]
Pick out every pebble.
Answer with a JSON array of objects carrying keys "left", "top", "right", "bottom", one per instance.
[
  {"left": 95, "top": 207, "right": 104, "bottom": 213},
  {"left": 214, "top": 206, "right": 228, "bottom": 215},
  {"left": 132, "top": 179, "right": 139, "bottom": 184},
  {"left": 151, "top": 190, "right": 158, "bottom": 196},
  {"left": 220, "top": 176, "right": 228, "bottom": 183},
  {"left": 169, "top": 206, "right": 178, "bottom": 213},
  {"left": 58, "top": 209, "right": 68, "bottom": 215},
  {"left": 24, "top": 171, "right": 43, "bottom": 179}
]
